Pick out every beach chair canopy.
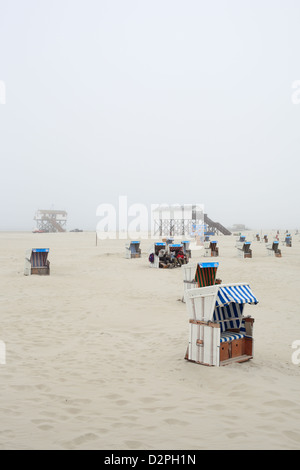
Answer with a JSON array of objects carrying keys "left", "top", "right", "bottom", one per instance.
[
  {"left": 169, "top": 243, "right": 183, "bottom": 251},
  {"left": 186, "top": 283, "right": 258, "bottom": 329},
  {"left": 214, "top": 284, "right": 258, "bottom": 333},
  {"left": 194, "top": 262, "right": 219, "bottom": 287}
]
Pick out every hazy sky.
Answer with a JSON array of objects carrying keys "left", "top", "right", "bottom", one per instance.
[{"left": 0, "top": 0, "right": 299, "bottom": 231}]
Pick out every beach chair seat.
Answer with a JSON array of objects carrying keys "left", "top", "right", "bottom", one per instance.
[{"left": 220, "top": 331, "right": 246, "bottom": 343}]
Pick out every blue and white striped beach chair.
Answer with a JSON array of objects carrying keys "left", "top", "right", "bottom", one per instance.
[{"left": 185, "top": 283, "right": 258, "bottom": 366}]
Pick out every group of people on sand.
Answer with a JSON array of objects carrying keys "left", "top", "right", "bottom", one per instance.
[{"left": 158, "top": 247, "right": 188, "bottom": 269}]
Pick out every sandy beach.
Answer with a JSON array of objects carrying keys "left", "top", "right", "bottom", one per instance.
[{"left": 0, "top": 230, "right": 300, "bottom": 450}]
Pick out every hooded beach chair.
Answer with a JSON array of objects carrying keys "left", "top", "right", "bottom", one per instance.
[
  {"left": 263, "top": 235, "right": 268, "bottom": 243},
  {"left": 285, "top": 235, "right": 292, "bottom": 247},
  {"left": 235, "top": 235, "right": 246, "bottom": 251},
  {"left": 266, "top": 241, "right": 282, "bottom": 257},
  {"left": 236, "top": 237, "right": 252, "bottom": 258},
  {"left": 204, "top": 240, "right": 219, "bottom": 257},
  {"left": 255, "top": 233, "right": 260, "bottom": 241},
  {"left": 210, "top": 241, "right": 219, "bottom": 257},
  {"left": 195, "top": 262, "right": 219, "bottom": 287},
  {"left": 181, "top": 241, "right": 192, "bottom": 260},
  {"left": 182, "top": 262, "right": 219, "bottom": 303},
  {"left": 168, "top": 243, "right": 187, "bottom": 267},
  {"left": 24, "top": 248, "right": 50, "bottom": 276},
  {"left": 236, "top": 235, "right": 246, "bottom": 244},
  {"left": 185, "top": 283, "right": 258, "bottom": 366},
  {"left": 125, "top": 241, "right": 141, "bottom": 259},
  {"left": 149, "top": 242, "right": 166, "bottom": 268}
]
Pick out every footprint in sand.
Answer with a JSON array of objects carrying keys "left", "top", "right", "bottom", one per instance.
[
  {"left": 227, "top": 431, "right": 248, "bottom": 439},
  {"left": 35, "top": 384, "right": 52, "bottom": 392},
  {"left": 263, "top": 399, "right": 297, "bottom": 409},
  {"left": 64, "top": 432, "right": 99, "bottom": 448},
  {"left": 164, "top": 418, "right": 189, "bottom": 425},
  {"left": 160, "top": 406, "right": 176, "bottom": 411},
  {"left": 115, "top": 400, "right": 129, "bottom": 406},
  {"left": 104, "top": 393, "right": 122, "bottom": 400},
  {"left": 38, "top": 424, "right": 54, "bottom": 431},
  {"left": 138, "top": 397, "right": 160, "bottom": 404},
  {"left": 282, "top": 430, "right": 300, "bottom": 443},
  {"left": 124, "top": 440, "right": 145, "bottom": 449},
  {"left": 65, "top": 407, "right": 81, "bottom": 415},
  {"left": 0, "top": 429, "right": 15, "bottom": 439},
  {"left": 32, "top": 419, "right": 53, "bottom": 425}
]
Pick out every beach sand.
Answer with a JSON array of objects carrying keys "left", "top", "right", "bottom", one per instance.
[{"left": 0, "top": 230, "right": 300, "bottom": 450}]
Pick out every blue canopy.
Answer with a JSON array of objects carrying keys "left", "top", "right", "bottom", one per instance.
[
  {"left": 198, "top": 262, "right": 219, "bottom": 268},
  {"left": 213, "top": 284, "right": 258, "bottom": 333},
  {"left": 216, "top": 284, "right": 258, "bottom": 307}
]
